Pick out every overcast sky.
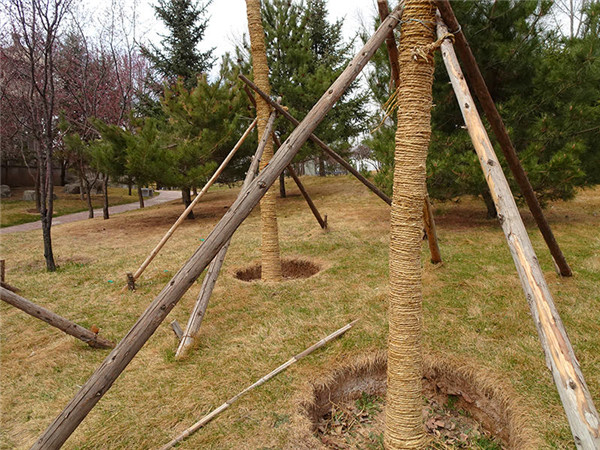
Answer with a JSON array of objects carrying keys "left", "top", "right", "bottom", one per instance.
[{"left": 136, "top": 0, "right": 380, "bottom": 70}]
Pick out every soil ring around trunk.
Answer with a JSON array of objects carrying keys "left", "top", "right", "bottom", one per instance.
[
  {"left": 290, "top": 350, "right": 541, "bottom": 449},
  {"left": 233, "top": 258, "right": 322, "bottom": 282}
]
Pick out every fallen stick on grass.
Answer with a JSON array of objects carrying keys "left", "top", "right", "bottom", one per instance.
[
  {"left": 0, "top": 287, "right": 114, "bottom": 349},
  {"left": 160, "top": 319, "right": 358, "bottom": 449}
]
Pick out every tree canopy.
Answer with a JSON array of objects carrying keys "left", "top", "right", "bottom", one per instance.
[
  {"left": 141, "top": 0, "right": 215, "bottom": 88},
  {"left": 364, "top": 0, "right": 600, "bottom": 216},
  {"left": 237, "top": 0, "right": 369, "bottom": 168}
]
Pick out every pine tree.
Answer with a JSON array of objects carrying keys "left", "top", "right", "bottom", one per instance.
[
  {"left": 159, "top": 76, "right": 241, "bottom": 211},
  {"left": 365, "top": 0, "right": 595, "bottom": 216},
  {"left": 141, "top": 0, "right": 217, "bottom": 216},
  {"left": 141, "top": 0, "right": 215, "bottom": 89},
  {"left": 242, "top": 0, "right": 368, "bottom": 167}
]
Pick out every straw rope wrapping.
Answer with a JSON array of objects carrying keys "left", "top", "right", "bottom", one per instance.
[
  {"left": 246, "top": 0, "right": 282, "bottom": 281},
  {"left": 385, "top": 1, "right": 436, "bottom": 449}
]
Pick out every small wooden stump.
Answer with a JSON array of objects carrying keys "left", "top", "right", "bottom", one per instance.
[
  {"left": 170, "top": 320, "right": 183, "bottom": 341},
  {"left": 0, "top": 260, "right": 20, "bottom": 293},
  {"left": 126, "top": 273, "right": 136, "bottom": 291}
]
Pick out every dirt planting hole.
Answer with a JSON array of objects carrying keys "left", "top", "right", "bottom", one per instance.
[
  {"left": 295, "top": 351, "right": 540, "bottom": 449},
  {"left": 234, "top": 258, "right": 321, "bottom": 282}
]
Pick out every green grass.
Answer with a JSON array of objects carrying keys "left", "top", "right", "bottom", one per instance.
[
  {"left": 0, "top": 187, "right": 134, "bottom": 227},
  {"left": 0, "top": 176, "right": 598, "bottom": 449}
]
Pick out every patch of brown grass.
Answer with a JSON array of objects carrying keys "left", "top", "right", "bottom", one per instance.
[{"left": 0, "top": 176, "right": 598, "bottom": 449}]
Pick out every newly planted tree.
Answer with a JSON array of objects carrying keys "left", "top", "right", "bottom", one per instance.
[
  {"left": 385, "top": 0, "right": 435, "bottom": 448},
  {"left": 256, "top": 0, "right": 368, "bottom": 169},
  {"left": 246, "top": 0, "right": 282, "bottom": 281}
]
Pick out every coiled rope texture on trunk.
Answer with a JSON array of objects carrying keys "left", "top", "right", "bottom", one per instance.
[
  {"left": 246, "top": 0, "right": 282, "bottom": 281},
  {"left": 385, "top": 1, "right": 436, "bottom": 448}
]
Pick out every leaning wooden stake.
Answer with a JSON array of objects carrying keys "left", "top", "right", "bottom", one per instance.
[
  {"left": 127, "top": 118, "right": 258, "bottom": 287},
  {"left": 287, "top": 165, "right": 327, "bottom": 229},
  {"left": 32, "top": 8, "right": 404, "bottom": 447},
  {"left": 422, "top": 195, "right": 442, "bottom": 263},
  {"left": 435, "top": 1, "right": 572, "bottom": 277},
  {"left": 175, "top": 111, "right": 276, "bottom": 359},
  {"left": 162, "top": 320, "right": 357, "bottom": 450},
  {"left": 438, "top": 19, "right": 600, "bottom": 448},
  {"left": 378, "top": 0, "right": 442, "bottom": 265},
  {"left": 239, "top": 74, "right": 392, "bottom": 206},
  {"left": 377, "top": 0, "right": 401, "bottom": 91},
  {"left": 272, "top": 133, "right": 327, "bottom": 229},
  {"left": 0, "top": 259, "right": 20, "bottom": 293},
  {"left": 0, "top": 287, "right": 114, "bottom": 349}
]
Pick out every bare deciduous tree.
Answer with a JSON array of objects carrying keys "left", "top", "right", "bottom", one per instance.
[{"left": 6, "top": 0, "right": 73, "bottom": 271}]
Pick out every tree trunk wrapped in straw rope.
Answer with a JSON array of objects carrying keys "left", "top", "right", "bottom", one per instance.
[
  {"left": 385, "top": 1, "right": 436, "bottom": 448},
  {"left": 246, "top": 0, "right": 282, "bottom": 281}
]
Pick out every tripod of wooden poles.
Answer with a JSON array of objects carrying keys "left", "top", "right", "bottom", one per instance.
[{"left": 27, "top": 2, "right": 597, "bottom": 449}]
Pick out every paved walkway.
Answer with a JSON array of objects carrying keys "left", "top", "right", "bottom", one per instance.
[{"left": 0, "top": 190, "right": 181, "bottom": 235}]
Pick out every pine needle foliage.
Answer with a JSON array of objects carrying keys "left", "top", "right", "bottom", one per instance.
[
  {"left": 364, "top": 0, "right": 599, "bottom": 214},
  {"left": 141, "top": 0, "right": 215, "bottom": 89}
]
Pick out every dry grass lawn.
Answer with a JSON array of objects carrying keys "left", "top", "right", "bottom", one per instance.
[{"left": 0, "top": 175, "right": 598, "bottom": 449}]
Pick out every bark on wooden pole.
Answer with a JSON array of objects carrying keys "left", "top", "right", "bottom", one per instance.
[
  {"left": 31, "top": 8, "right": 405, "bottom": 448},
  {"left": 377, "top": 0, "right": 401, "bottom": 90},
  {"left": 175, "top": 111, "right": 276, "bottom": 359},
  {"left": 435, "top": 0, "right": 572, "bottom": 278},
  {"left": 287, "top": 165, "right": 327, "bottom": 229},
  {"left": 0, "top": 287, "right": 114, "bottom": 349},
  {"left": 239, "top": 74, "right": 392, "bottom": 206},
  {"left": 127, "top": 118, "right": 258, "bottom": 286},
  {"left": 438, "top": 20, "right": 600, "bottom": 448},
  {"left": 378, "top": 0, "right": 442, "bottom": 265},
  {"left": 0, "top": 259, "right": 20, "bottom": 293},
  {"left": 423, "top": 195, "right": 442, "bottom": 264},
  {"left": 272, "top": 133, "right": 327, "bottom": 229}
]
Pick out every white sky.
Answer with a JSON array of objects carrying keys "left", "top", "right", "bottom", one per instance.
[{"left": 136, "top": 0, "right": 380, "bottom": 70}]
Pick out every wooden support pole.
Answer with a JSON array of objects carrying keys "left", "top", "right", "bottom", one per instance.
[
  {"left": 423, "top": 195, "right": 442, "bottom": 264},
  {"left": 0, "top": 287, "right": 114, "bottom": 349},
  {"left": 437, "top": 20, "right": 599, "bottom": 448},
  {"left": 0, "top": 259, "right": 19, "bottom": 293},
  {"left": 435, "top": 1, "right": 571, "bottom": 278},
  {"left": 170, "top": 320, "right": 183, "bottom": 341},
  {"left": 272, "top": 133, "right": 327, "bottom": 229},
  {"left": 127, "top": 118, "right": 258, "bottom": 287},
  {"left": 239, "top": 74, "right": 392, "bottom": 206},
  {"left": 175, "top": 111, "right": 276, "bottom": 359},
  {"left": 161, "top": 320, "right": 357, "bottom": 450},
  {"left": 287, "top": 165, "right": 327, "bottom": 229},
  {"left": 243, "top": 84, "right": 257, "bottom": 109},
  {"left": 377, "top": 0, "right": 401, "bottom": 90},
  {"left": 378, "top": 0, "right": 442, "bottom": 265},
  {"left": 30, "top": 10, "right": 407, "bottom": 447},
  {"left": 126, "top": 272, "right": 136, "bottom": 291}
]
